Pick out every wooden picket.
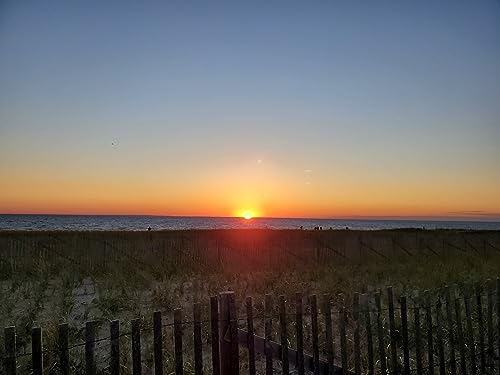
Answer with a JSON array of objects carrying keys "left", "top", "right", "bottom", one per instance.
[
  {"left": 153, "top": 311, "right": 163, "bottom": 375},
  {"left": 58, "top": 323, "right": 69, "bottom": 375}
]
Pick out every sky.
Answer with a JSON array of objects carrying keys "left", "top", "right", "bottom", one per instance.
[{"left": 1, "top": 1, "right": 500, "bottom": 219}]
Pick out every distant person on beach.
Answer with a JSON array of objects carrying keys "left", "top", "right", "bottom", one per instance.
[{"left": 148, "top": 226, "right": 152, "bottom": 231}]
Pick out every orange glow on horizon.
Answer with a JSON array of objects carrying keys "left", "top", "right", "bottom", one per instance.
[{"left": 0, "top": 156, "right": 499, "bottom": 220}]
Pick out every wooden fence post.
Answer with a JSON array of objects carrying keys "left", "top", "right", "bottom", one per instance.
[
  {"left": 435, "top": 301, "right": 445, "bottom": 375},
  {"left": 311, "top": 294, "right": 320, "bottom": 375},
  {"left": 110, "top": 320, "right": 120, "bottom": 375},
  {"left": 444, "top": 287, "right": 456, "bottom": 375},
  {"left": 211, "top": 296, "right": 221, "bottom": 375},
  {"left": 153, "top": 311, "right": 163, "bottom": 375},
  {"left": 174, "top": 308, "right": 183, "bottom": 375},
  {"left": 340, "top": 307, "right": 348, "bottom": 375},
  {"left": 219, "top": 291, "right": 239, "bottom": 375},
  {"left": 353, "top": 293, "right": 361, "bottom": 375},
  {"left": 487, "top": 280, "right": 494, "bottom": 370},
  {"left": 363, "top": 294, "right": 374, "bottom": 375},
  {"left": 400, "top": 296, "right": 410, "bottom": 375},
  {"left": 58, "top": 323, "right": 69, "bottom": 375},
  {"left": 324, "top": 294, "right": 335, "bottom": 375},
  {"left": 464, "top": 288, "right": 476, "bottom": 374},
  {"left": 193, "top": 303, "right": 203, "bottom": 375},
  {"left": 454, "top": 298, "right": 467, "bottom": 375},
  {"left": 387, "top": 287, "right": 398, "bottom": 375},
  {"left": 497, "top": 278, "right": 500, "bottom": 375},
  {"left": 414, "top": 303, "right": 423, "bottom": 375},
  {"left": 375, "top": 292, "right": 387, "bottom": 375},
  {"left": 85, "top": 321, "right": 96, "bottom": 375},
  {"left": 265, "top": 294, "right": 273, "bottom": 375},
  {"left": 425, "top": 292, "right": 434, "bottom": 375},
  {"left": 32, "top": 327, "right": 42, "bottom": 375},
  {"left": 245, "top": 296, "right": 255, "bottom": 375},
  {"left": 131, "top": 319, "right": 141, "bottom": 375},
  {"left": 476, "top": 284, "right": 485, "bottom": 373},
  {"left": 279, "top": 295, "right": 289, "bottom": 375},
  {"left": 4, "top": 326, "right": 16, "bottom": 375},
  {"left": 296, "top": 292, "right": 305, "bottom": 375}
]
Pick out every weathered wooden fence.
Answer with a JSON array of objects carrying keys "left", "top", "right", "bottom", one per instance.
[
  {"left": 2, "top": 279, "right": 500, "bottom": 374},
  {"left": 1, "top": 230, "right": 500, "bottom": 275}
]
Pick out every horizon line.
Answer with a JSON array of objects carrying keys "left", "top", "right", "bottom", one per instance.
[{"left": 1, "top": 212, "right": 499, "bottom": 222}]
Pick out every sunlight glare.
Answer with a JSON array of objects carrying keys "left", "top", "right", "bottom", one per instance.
[{"left": 241, "top": 210, "right": 255, "bottom": 220}]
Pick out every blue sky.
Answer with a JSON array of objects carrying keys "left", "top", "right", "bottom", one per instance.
[{"left": 1, "top": 1, "right": 499, "bottom": 218}]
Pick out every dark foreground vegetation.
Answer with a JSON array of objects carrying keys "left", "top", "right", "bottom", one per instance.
[{"left": 0, "top": 229, "right": 499, "bottom": 374}]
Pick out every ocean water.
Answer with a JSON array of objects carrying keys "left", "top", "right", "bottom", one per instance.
[{"left": 0, "top": 214, "right": 499, "bottom": 231}]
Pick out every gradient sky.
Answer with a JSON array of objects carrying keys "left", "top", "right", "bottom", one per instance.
[{"left": 1, "top": 1, "right": 499, "bottom": 219}]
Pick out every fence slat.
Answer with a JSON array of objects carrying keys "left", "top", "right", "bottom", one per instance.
[
  {"left": 246, "top": 296, "right": 255, "bottom": 375},
  {"left": 425, "top": 293, "right": 434, "bottom": 375},
  {"left": 400, "top": 296, "right": 410, "bottom": 375},
  {"left": 414, "top": 305, "right": 423, "bottom": 375},
  {"left": 387, "top": 287, "right": 398, "bottom": 375},
  {"left": 110, "top": 320, "right": 120, "bottom": 375},
  {"left": 216, "top": 292, "right": 240, "bottom": 375},
  {"left": 279, "top": 295, "right": 289, "bottom": 375},
  {"left": 487, "top": 280, "right": 494, "bottom": 370},
  {"left": 375, "top": 292, "right": 387, "bottom": 375},
  {"left": 211, "top": 296, "right": 220, "bottom": 375},
  {"left": 32, "top": 327, "right": 42, "bottom": 375},
  {"left": 444, "top": 287, "right": 456, "bottom": 375},
  {"left": 132, "top": 319, "right": 141, "bottom": 375},
  {"left": 340, "top": 307, "right": 348, "bottom": 375},
  {"left": 353, "top": 293, "right": 361, "bottom": 375},
  {"left": 219, "top": 293, "right": 231, "bottom": 375},
  {"left": 4, "top": 326, "right": 16, "bottom": 375},
  {"left": 296, "top": 292, "right": 305, "bottom": 375},
  {"left": 194, "top": 303, "right": 203, "bottom": 375},
  {"left": 435, "top": 301, "right": 445, "bottom": 375},
  {"left": 464, "top": 290, "right": 476, "bottom": 374},
  {"left": 265, "top": 294, "right": 273, "bottom": 375},
  {"left": 85, "top": 321, "right": 96, "bottom": 375},
  {"left": 364, "top": 295, "right": 374, "bottom": 375},
  {"left": 476, "top": 284, "right": 485, "bottom": 373},
  {"left": 497, "top": 278, "right": 500, "bottom": 375},
  {"left": 174, "top": 308, "right": 183, "bottom": 375},
  {"left": 58, "top": 323, "right": 69, "bottom": 375},
  {"left": 454, "top": 298, "right": 467, "bottom": 375},
  {"left": 324, "top": 294, "right": 335, "bottom": 375},
  {"left": 153, "top": 311, "right": 164, "bottom": 375},
  {"left": 311, "top": 294, "right": 320, "bottom": 375},
  {"left": 228, "top": 293, "right": 239, "bottom": 375}
]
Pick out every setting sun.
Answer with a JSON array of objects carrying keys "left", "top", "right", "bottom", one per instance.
[{"left": 241, "top": 210, "right": 255, "bottom": 220}]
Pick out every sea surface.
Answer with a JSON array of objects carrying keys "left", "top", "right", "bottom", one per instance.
[{"left": 0, "top": 214, "right": 499, "bottom": 231}]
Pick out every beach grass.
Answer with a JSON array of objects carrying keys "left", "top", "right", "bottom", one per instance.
[{"left": 0, "top": 228, "right": 499, "bottom": 373}]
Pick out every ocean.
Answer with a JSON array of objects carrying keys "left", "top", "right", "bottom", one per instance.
[{"left": 0, "top": 214, "right": 499, "bottom": 231}]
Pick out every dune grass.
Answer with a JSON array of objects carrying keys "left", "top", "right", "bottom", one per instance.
[{"left": 0, "top": 229, "right": 499, "bottom": 373}]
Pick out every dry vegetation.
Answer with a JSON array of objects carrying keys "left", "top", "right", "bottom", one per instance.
[{"left": 0, "top": 229, "right": 499, "bottom": 373}]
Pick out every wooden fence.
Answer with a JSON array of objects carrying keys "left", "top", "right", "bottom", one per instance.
[
  {"left": 1, "top": 230, "right": 500, "bottom": 275},
  {"left": 2, "top": 279, "right": 500, "bottom": 374}
]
